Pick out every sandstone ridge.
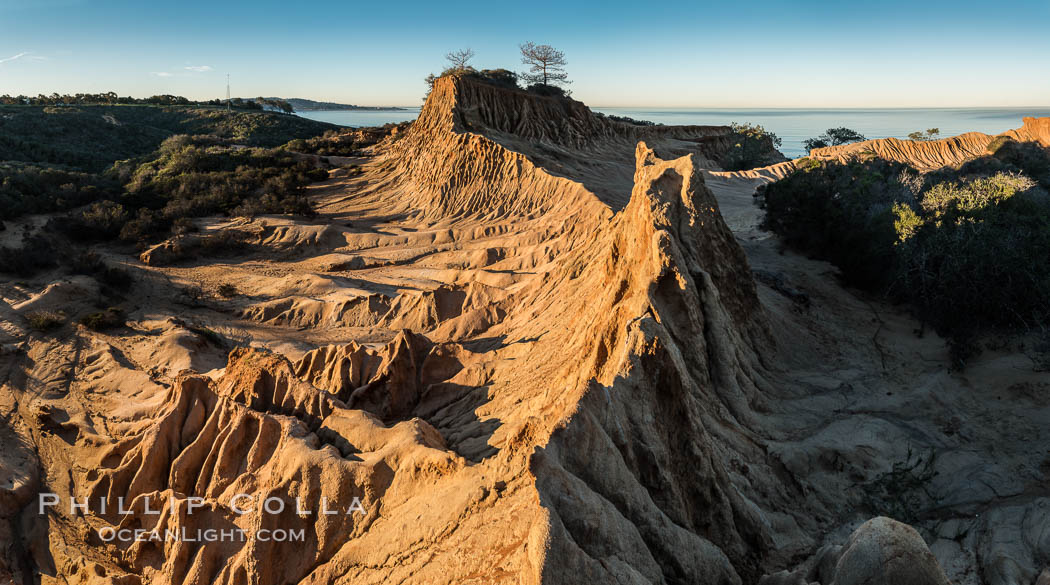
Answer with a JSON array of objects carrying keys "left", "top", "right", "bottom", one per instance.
[{"left": 3, "top": 75, "right": 1049, "bottom": 585}]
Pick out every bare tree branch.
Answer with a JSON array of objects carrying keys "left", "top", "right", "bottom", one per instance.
[
  {"left": 519, "top": 42, "right": 570, "bottom": 88},
  {"left": 445, "top": 48, "right": 475, "bottom": 71}
]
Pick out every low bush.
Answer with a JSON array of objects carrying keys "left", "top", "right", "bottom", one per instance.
[
  {"left": 78, "top": 307, "right": 126, "bottom": 331},
  {"left": 188, "top": 324, "right": 226, "bottom": 347},
  {"left": 724, "top": 123, "right": 784, "bottom": 171},
  {"left": 64, "top": 200, "right": 129, "bottom": 240},
  {"left": 758, "top": 158, "right": 914, "bottom": 288},
  {"left": 0, "top": 163, "right": 120, "bottom": 221},
  {"left": 282, "top": 124, "right": 409, "bottom": 157},
  {"left": 893, "top": 172, "right": 1049, "bottom": 338},
  {"left": 26, "top": 310, "right": 65, "bottom": 331},
  {"left": 757, "top": 157, "right": 1050, "bottom": 348},
  {"left": 524, "top": 83, "right": 570, "bottom": 98},
  {"left": 55, "top": 135, "right": 322, "bottom": 243},
  {"left": 596, "top": 112, "right": 660, "bottom": 127},
  {"left": 0, "top": 104, "right": 335, "bottom": 175},
  {"left": 473, "top": 69, "right": 519, "bottom": 90},
  {"left": 67, "top": 251, "right": 132, "bottom": 291},
  {"left": 908, "top": 128, "right": 940, "bottom": 141},
  {"left": 0, "top": 104, "right": 337, "bottom": 226},
  {"left": 425, "top": 67, "right": 522, "bottom": 94},
  {"left": 803, "top": 127, "right": 867, "bottom": 152},
  {"left": 983, "top": 138, "right": 1050, "bottom": 185},
  {"left": 143, "top": 229, "right": 253, "bottom": 266},
  {"left": 0, "top": 233, "right": 58, "bottom": 276}
]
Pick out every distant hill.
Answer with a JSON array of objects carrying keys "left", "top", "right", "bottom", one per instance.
[
  {"left": 0, "top": 103, "right": 341, "bottom": 222},
  {"left": 265, "top": 97, "right": 405, "bottom": 112},
  {"left": 0, "top": 104, "right": 338, "bottom": 173}
]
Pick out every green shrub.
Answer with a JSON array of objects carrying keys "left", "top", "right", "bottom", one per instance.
[
  {"left": 68, "top": 250, "right": 106, "bottom": 274},
  {"left": 0, "top": 233, "right": 58, "bottom": 276},
  {"left": 985, "top": 138, "right": 1050, "bottom": 185},
  {"left": 96, "top": 266, "right": 133, "bottom": 291},
  {"left": 893, "top": 172, "right": 1049, "bottom": 337},
  {"left": 26, "top": 310, "right": 66, "bottom": 331},
  {"left": 524, "top": 83, "right": 570, "bottom": 98},
  {"left": 473, "top": 69, "right": 519, "bottom": 90},
  {"left": 50, "top": 136, "right": 323, "bottom": 243},
  {"left": 803, "top": 127, "right": 867, "bottom": 152},
  {"left": 67, "top": 251, "right": 132, "bottom": 291},
  {"left": 757, "top": 159, "right": 1050, "bottom": 346},
  {"left": 65, "top": 200, "right": 129, "bottom": 240},
  {"left": 147, "top": 229, "right": 253, "bottom": 265},
  {"left": 757, "top": 158, "right": 914, "bottom": 288},
  {"left": 78, "top": 307, "right": 126, "bottom": 331},
  {"left": 0, "top": 162, "right": 120, "bottom": 221},
  {"left": 425, "top": 67, "right": 521, "bottom": 94},
  {"left": 724, "top": 123, "right": 784, "bottom": 171},
  {"left": 596, "top": 112, "right": 659, "bottom": 127},
  {"left": 188, "top": 325, "right": 226, "bottom": 347},
  {"left": 281, "top": 123, "right": 409, "bottom": 157},
  {"left": 0, "top": 104, "right": 336, "bottom": 224},
  {"left": 907, "top": 128, "right": 941, "bottom": 141}
]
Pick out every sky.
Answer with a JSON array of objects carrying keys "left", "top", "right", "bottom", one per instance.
[{"left": 0, "top": 0, "right": 1048, "bottom": 108}]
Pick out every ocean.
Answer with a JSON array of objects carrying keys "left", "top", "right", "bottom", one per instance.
[
  {"left": 295, "top": 109, "right": 421, "bottom": 129},
  {"left": 297, "top": 107, "right": 1050, "bottom": 159}
]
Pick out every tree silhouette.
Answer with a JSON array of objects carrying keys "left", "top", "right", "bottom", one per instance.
[
  {"left": 445, "top": 48, "right": 475, "bottom": 71},
  {"left": 803, "top": 127, "right": 867, "bottom": 151},
  {"left": 519, "top": 42, "right": 569, "bottom": 87},
  {"left": 908, "top": 128, "right": 941, "bottom": 142}
]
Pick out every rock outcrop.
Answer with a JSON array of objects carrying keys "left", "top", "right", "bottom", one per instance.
[
  {"left": 761, "top": 518, "right": 950, "bottom": 585},
  {"left": 807, "top": 115, "right": 1050, "bottom": 171}
]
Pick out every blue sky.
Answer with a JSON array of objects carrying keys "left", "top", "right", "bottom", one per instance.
[{"left": 1, "top": 0, "right": 1048, "bottom": 107}]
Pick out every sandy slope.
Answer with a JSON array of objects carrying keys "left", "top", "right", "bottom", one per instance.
[{"left": 1, "top": 76, "right": 1049, "bottom": 585}]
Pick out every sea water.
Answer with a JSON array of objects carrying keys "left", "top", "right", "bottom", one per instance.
[
  {"left": 298, "top": 107, "right": 1050, "bottom": 159},
  {"left": 295, "top": 109, "right": 421, "bottom": 129}
]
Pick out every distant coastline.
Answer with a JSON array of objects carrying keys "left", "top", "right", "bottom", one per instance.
[
  {"left": 295, "top": 105, "right": 1050, "bottom": 157},
  {"left": 295, "top": 107, "right": 421, "bottom": 129},
  {"left": 268, "top": 97, "right": 405, "bottom": 112},
  {"left": 589, "top": 106, "right": 1050, "bottom": 157}
]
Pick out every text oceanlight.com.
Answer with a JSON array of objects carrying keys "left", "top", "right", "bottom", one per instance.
[
  {"left": 38, "top": 493, "right": 368, "bottom": 543},
  {"left": 99, "top": 527, "right": 302, "bottom": 543}
]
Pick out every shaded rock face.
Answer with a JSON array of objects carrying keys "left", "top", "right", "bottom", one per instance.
[
  {"left": 830, "top": 518, "right": 950, "bottom": 585},
  {"left": 529, "top": 143, "right": 777, "bottom": 585},
  {"left": 761, "top": 518, "right": 950, "bottom": 585}
]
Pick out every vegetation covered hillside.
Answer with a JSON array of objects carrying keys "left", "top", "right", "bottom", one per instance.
[
  {"left": 0, "top": 104, "right": 345, "bottom": 275},
  {"left": 756, "top": 138, "right": 1050, "bottom": 361},
  {"left": 0, "top": 104, "right": 335, "bottom": 172}
]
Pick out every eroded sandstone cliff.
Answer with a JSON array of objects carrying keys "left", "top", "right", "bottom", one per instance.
[{"left": 2, "top": 76, "right": 1049, "bottom": 585}]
